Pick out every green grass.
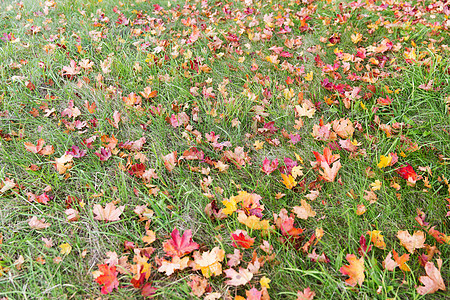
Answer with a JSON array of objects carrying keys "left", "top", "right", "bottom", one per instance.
[{"left": 0, "top": 0, "right": 449, "bottom": 299}]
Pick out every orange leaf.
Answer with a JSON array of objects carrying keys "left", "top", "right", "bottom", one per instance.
[
  {"left": 366, "top": 230, "right": 386, "bottom": 250},
  {"left": 339, "top": 254, "right": 365, "bottom": 286},
  {"left": 94, "top": 264, "right": 119, "bottom": 294}
]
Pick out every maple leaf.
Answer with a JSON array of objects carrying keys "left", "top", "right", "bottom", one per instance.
[
  {"left": 237, "top": 210, "right": 271, "bottom": 231},
  {"left": 340, "top": 254, "right": 365, "bottom": 286},
  {"left": 312, "top": 147, "right": 340, "bottom": 168},
  {"left": 24, "top": 139, "right": 54, "bottom": 156},
  {"left": 260, "top": 276, "right": 271, "bottom": 289},
  {"left": 292, "top": 200, "right": 316, "bottom": 220},
  {"left": 366, "top": 230, "right": 386, "bottom": 250},
  {"left": 223, "top": 147, "right": 250, "bottom": 169},
  {"left": 281, "top": 173, "right": 297, "bottom": 189},
  {"left": 59, "top": 243, "right": 72, "bottom": 255},
  {"left": 188, "top": 275, "right": 210, "bottom": 297},
  {"left": 66, "top": 145, "right": 87, "bottom": 158},
  {"left": 393, "top": 249, "right": 411, "bottom": 271},
  {"left": 93, "top": 202, "right": 125, "bottom": 222},
  {"left": 357, "top": 234, "right": 372, "bottom": 257},
  {"left": 140, "top": 86, "right": 158, "bottom": 99},
  {"left": 0, "top": 178, "right": 15, "bottom": 194},
  {"left": 193, "top": 247, "right": 225, "bottom": 278},
  {"left": 65, "top": 208, "right": 79, "bottom": 222},
  {"left": 397, "top": 230, "right": 425, "bottom": 253},
  {"left": 261, "top": 157, "right": 278, "bottom": 175},
  {"left": 162, "top": 151, "right": 177, "bottom": 172},
  {"left": 377, "top": 154, "right": 392, "bottom": 169},
  {"left": 396, "top": 164, "right": 418, "bottom": 186},
  {"left": 61, "top": 59, "right": 81, "bottom": 78},
  {"left": 53, "top": 154, "right": 73, "bottom": 174},
  {"left": 95, "top": 147, "right": 111, "bottom": 161},
  {"left": 163, "top": 228, "right": 199, "bottom": 257},
  {"left": 332, "top": 118, "right": 354, "bottom": 139},
  {"left": 224, "top": 267, "right": 253, "bottom": 286},
  {"left": 319, "top": 161, "right": 341, "bottom": 182},
  {"left": 307, "top": 249, "right": 330, "bottom": 263},
  {"left": 382, "top": 251, "right": 398, "bottom": 271},
  {"left": 94, "top": 264, "right": 119, "bottom": 294},
  {"left": 297, "top": 287, "right": 316, "bottom": 300},
  {"left": 231, "top": 230, "right": 255, "bottom": 249},
  {"left": 166, "top": 112, "right": 189, "bottom": 128},
  {"left": 157, "top": 256, "right": 189, "bottom": 276},
  {"left": 28, "top": 216, "right": 51, "bottom": 229},
  {"left": 416, "top": 260, "right": 446, "bottom": 295},
  {"left": 227, "top": 249, "right": 242, "bottom": 267}
]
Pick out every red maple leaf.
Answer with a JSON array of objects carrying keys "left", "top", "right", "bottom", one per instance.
[
  {"left": 396, "top": 163, "right": 418, "bottom": 185},
  {"left": 231, "top": 230, "right": 255, "bottom": 249},
  {"left": 261, "top": 157, "right": 278, "bottom": 175},
  {"left": 163, "top": 228, "right": 199, "bottom": 257},
  {"left": 95, "top": 264, "right": 119, "bottom": 294}
]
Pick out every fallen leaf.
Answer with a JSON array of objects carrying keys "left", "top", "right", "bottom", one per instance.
[
  {"left": 397, "top": 230, "right": 425, "bottom": 253},
  {"left": 59, "top": 243, "right": 72, "bottom": 255},
  {"left": 163, "top": 228, "right": 199, "bottom": 257},
  {"left": 292, "top": 200, "right": 316, "bottom": 220},
  {"left": 340, "top": 254, "right": 365, "bottom": 286},
  {"left": 366, "top": 230, "right": 386, "bottom": 250},
  {"left": 28, "top": 216, "right": 50, "bottom": 229},
  {"left": 297, "top": 287, "right": 316, "bottom": 300},
  {"left": 224, "top": 267, "right": 253, "bottom": 286},
  {"left": 94, "top": 264, "right": 119, "bottom": 294},
  {"left": 416, "top": 260, "right": 446, "bottom": 295},
  {"left": 93, "top": 202, "right": 125, "bottom": 222}
]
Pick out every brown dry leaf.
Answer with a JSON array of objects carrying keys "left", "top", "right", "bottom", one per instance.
[
  {"left": 142, "top": 230, "right": 156, "bottom": 245},
  {"left": 193, "top": 247, "right": 225, "bottom": 278},
  {"left": 28, "top": 216, "right": 51, "bottom": 229},
  {"left": 188, "top": 275, "right": 209, "bottom": 297},
  {"left": 224, "top": 267, "right": 253, "bottom": 286},
  {"left": 292, "top": 199, "right": 316, "bottom": 220},
  {"left": 65, "top": 208, "right": 79, "bottom": 222},
  {"left": 416, "top": 259, "right": 446, "bottom": 295},
  {"left": 397, "top": 230, "right": 425, "bottom": 253},
  {"left": 157, "top": 256, "right": 189, "bottom": 276},
  {"left": 54, "top": 154, "right": 73, "bottom": 174},
  {"left": 382, "top": 252, "right": 398, "bottom": 271},
  {"left": 93, "top": 202, "right": 125, "bottom": 222},
  {"left": 162, "top": 151, "right": 177, "bottom": 172}
]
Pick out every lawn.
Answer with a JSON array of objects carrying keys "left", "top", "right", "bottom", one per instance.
[{"left": 0, "top": 0, "right": 449, "bottom": 299}]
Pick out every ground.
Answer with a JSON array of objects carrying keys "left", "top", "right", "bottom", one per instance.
[{"left": 0, "top": 0, "right": 449, "bottom": 299}]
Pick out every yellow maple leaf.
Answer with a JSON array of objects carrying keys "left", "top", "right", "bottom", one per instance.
[
  {"left": 370, "top": 180, "right": 382, "bottom": 191},
  {"left": 291, "top": 166, "right": 304, "bottom": 179},
  {"left": 351, "top": 32, "right": 362, "bottom": 44},
  {"left": 366, "top": 230, "right": 386, "bottom": 250},
  {"left": 222, "top": 197, "right": 239, "bottom": 215},
  {"left": 304, "top": 71, "right": 313, "bottom": 81},
  {"left": 237, "top": 211, "right": 271, "bottom": 230},
  {"left": 254, "top": 140, "right": 264, "bottom": 151},
  {"left": 281, "top": 173, "right": 297, "bottom": 190},
  {"left": 377, "top": 154, "right": 392, "bottom": 169},
  {"left": 59, "top": 243, "right": 72, "bottom": 255},
  {"left": 260, "top": 276, "right": 271, "bottom": 289}
]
